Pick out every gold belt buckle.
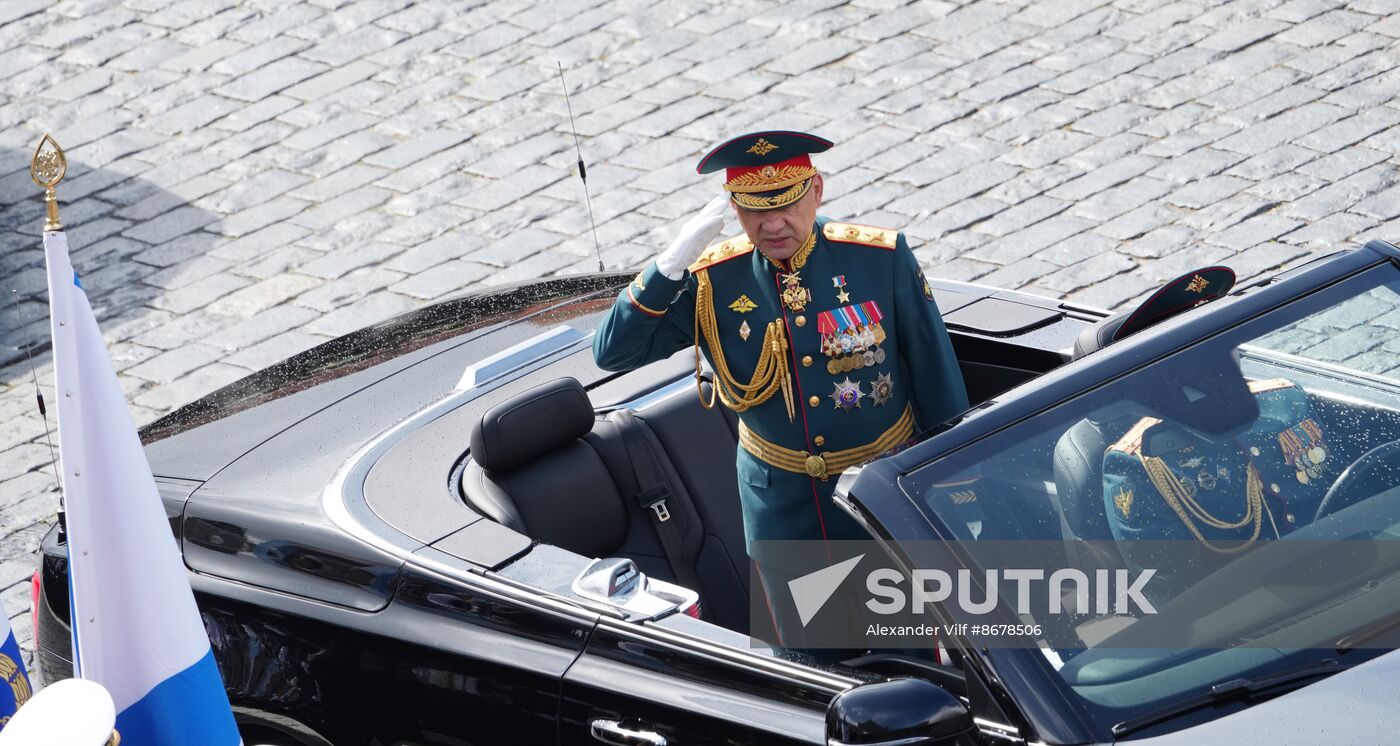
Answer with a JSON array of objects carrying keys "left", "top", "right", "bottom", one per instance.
[{"left": 803, "top": 452, "right": 827, "bottom": 479}]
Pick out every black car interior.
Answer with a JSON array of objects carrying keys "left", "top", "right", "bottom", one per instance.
[
  {"left": 459, "top": 313, "right": 1070, "bottom": 639},
  {"left": 463, "top": 376, "right": 758, "bottom": 634}
]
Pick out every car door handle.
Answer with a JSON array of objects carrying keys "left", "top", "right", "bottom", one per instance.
[{"left": 589, "top": 718, "right": 668, "bottom": 746}]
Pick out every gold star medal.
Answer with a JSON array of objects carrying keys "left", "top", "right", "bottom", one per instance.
[{"left": 832, "top": 275, "right": 850, "bottom": 303}]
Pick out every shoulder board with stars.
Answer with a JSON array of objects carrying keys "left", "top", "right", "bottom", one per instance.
[
  {"left": 1247, "top": 378, "right": 1297, "bottom": 394},
  {"left": 823, "top": 221, "right": 898, "bottom": 250},
  {"left": 1107, "top": 416, "right": 1161, "bottom": 456},
  {"left": 689, "top": 234, "right": 755, "bottom": 273}
]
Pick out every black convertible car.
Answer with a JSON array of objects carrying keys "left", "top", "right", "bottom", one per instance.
[{"left": 34, "top": 240, "right": 1400, "bottom": 745}]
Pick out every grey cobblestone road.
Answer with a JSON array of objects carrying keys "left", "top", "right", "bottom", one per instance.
[{"left": 1, "top": 0, "right": 1399, "bottom": 672}]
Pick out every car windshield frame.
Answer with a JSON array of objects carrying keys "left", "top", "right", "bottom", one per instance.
[{"left": 895, "top": 260, "right": 1400, "bottom": 739}]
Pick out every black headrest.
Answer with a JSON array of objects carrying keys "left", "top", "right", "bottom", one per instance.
[
  {"left": 1073, "top": 266, "right": 1235, "bottom": 359},
  {"left": 470, "top": 378, "right": 595, "bottom": 472}
]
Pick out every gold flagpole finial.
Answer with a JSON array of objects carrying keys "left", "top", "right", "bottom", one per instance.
[{"left": 30, "top": 134, "right": 67, "bottom": 232}]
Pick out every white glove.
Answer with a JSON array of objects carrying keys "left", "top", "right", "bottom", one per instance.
[{"left": 656, "top": 195, "right": 730, "bottom": 280}]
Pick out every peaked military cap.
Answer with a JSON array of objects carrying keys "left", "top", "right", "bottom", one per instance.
[
  {"left": 697, "top": 130, "right": 833, "bottom": 211},
  {"left": 1074, "top": 266, "right": 1236, "bottom": 358}
]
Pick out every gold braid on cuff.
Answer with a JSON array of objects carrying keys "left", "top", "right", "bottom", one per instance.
[
  {"left": 693, "top": 268, "right": 795, "bottom": 421},
  {"left": 739, "top": 405, "right": 914, "bottom": 480}
]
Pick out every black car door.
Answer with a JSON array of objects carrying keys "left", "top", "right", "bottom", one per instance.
[
  {"left": 375, "top": 563, "right": 596, "bottom": 745},
  {"left": 559, "top": 615, "right": 850, "bottom": 745}
]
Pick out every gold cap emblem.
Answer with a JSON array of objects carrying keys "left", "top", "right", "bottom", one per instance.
[
  {"left": 747, "top": 138, "right": 778, "bottom": 156},
  {"left": 1186, "top": 275, "right": 1209, "bottom": 294}
]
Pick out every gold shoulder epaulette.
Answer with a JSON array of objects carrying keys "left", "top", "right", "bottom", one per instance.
[
  {"left": 1108, "top": 416, "right": 1161, "bottom": 456},
  {"left": 689, "top": 234, "right": 754, "bottom": 272},
  {"left": 1247, "top": 378, "right": 1296, "bottom": 394},
  {"left": 823, "top": 221, "right": 898, "bottom": 249}
]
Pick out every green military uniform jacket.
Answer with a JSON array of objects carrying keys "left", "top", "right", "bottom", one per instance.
[
  {"left": 1103, "top": 378, "right": 1334, "bottom": 591},
  {"left": 594, "top": 216, "right": 969, "bottom": 555}
]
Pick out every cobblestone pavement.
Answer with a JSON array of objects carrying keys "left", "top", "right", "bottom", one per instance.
[{"left": 2, "top": 0, "right": 1400, "bottom": 670}]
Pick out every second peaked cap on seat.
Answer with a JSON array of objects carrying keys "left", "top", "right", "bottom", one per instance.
[{"left": 696, "top": 130, "right": 832, "bottom": 211}]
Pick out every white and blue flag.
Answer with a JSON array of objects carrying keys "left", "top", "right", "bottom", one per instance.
[
  {"left": 0, "top": 613, "right": 33, "bottom": 731},
  {"left": 44, "top": 229, "right": 241, "bottom": 745}
]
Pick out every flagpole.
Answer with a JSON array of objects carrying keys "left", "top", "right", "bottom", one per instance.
[
  {"left": 28, "top": 134, "right": 68, "bottom": 536},
  {"left": 38, "top": 133, "right": 243, "bottom": 744}
]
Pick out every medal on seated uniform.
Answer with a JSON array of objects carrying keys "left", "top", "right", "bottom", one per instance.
[{"left": 1278, "top": 418, "right": 1328, "bottom": 484}]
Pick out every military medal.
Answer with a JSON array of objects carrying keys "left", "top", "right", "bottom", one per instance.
[
  {"left": 1197, "top": 470, "right": 1216, "bottom": 490},
  {"left": 1278, "top": 418, "right": 1328, "bottom": 483},
  {"left": 1178, "top": 471, "right": 1198, "bottom": 498},
  {"left": 738, "top": 320, "right": 751, "bottom": 341},
  {"left": 831, "top": 377, "right": 864, "bottom": 411},
  {"left": 871, "top": 372, "right": 893, "bottom": 406},
  {"left": 780, "top": 273, "right": 811, "bottom": 312},
  {"left": 817, "top": 301, "right": 888, "bottom": 374},
  {"left": 832, "top": 275, "right": 850, "bottom": 303}
]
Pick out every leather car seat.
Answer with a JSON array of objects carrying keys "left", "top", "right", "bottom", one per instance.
[{"left": 462, "top": 377, "right": 753, "bottom": 633}]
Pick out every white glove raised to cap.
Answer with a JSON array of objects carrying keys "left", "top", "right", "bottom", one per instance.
[{"left": 655, "top": 195, "right": 730, "bottom": 280}]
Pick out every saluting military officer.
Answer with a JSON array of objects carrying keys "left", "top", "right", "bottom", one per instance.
[{"left": 593, "top": 131, "right": 969, "bottom": 644}]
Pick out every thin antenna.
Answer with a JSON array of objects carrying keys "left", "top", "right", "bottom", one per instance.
[
  {"left": 11, "top": 289, "right": 65, "bottom": 534},
  {"left": 558, "top": 62, "right": 605, "bottom": 273}
]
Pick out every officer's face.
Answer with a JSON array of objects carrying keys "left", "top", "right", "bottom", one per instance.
[{"left": 733, "top": 174, "right": 823, "bottom": 261}]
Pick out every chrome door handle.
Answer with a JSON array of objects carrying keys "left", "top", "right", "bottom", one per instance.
[{"left": 589, "top": 718, "right": 668, "bottom": 746}]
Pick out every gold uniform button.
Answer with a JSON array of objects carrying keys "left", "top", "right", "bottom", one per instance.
[
  {"left": 809, "top": 396, "right": 820, "bottom": 407},
  {"left": 1286, "top": 513, "right": 1296, "bottom": 524},
  {"left": 1250, "top": 446, "right": 1261, "bottom": 456},
  {"left": 814, "top": 435, "right": 826, "bottom": 447},
  {"left": 1271, "top": 483, "right": 1281, "bottom": 494},
  {"left": 802, "top": 355, "right": 813, "bottom": 367},
  {"left": 794, "top": 315, "right": 806, "bottom": 326}
]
